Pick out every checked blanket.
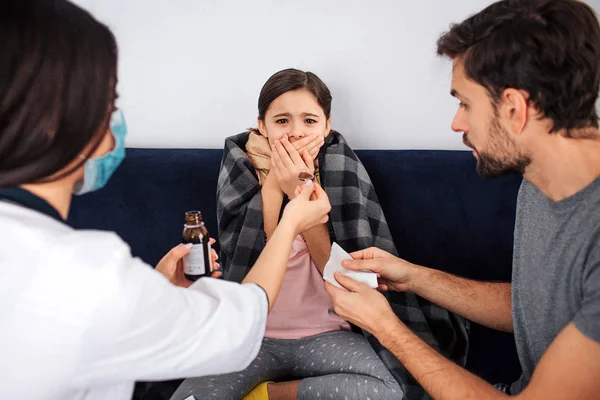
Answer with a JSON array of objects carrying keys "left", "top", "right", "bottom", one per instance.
[{"left": 216, "top": 131, "right": 469, "bottom": 399}]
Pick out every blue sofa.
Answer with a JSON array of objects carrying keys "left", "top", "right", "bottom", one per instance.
[{"left": 68, "top": 148, "right": 523, "bottom": 398}]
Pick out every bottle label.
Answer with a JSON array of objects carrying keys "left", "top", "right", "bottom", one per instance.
[{"left": 183, "top": 242, "right": 210, "bottom": 276}]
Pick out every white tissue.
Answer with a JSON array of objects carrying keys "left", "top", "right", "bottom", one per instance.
[{"left": 323, "top": 242, "right": 378, "bottom": 290}]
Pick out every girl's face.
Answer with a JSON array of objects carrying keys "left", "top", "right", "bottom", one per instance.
[{"left": 258, "top": 89, "right": 331, "bottom": 147}]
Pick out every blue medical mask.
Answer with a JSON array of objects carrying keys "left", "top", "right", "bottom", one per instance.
[{"left": 74, "top": 110, "right": 127, "bottom": 195}]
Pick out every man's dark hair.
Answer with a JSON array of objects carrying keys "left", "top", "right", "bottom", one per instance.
[{"left": 437, "top": 0, "right": 600, "bottom": 136}]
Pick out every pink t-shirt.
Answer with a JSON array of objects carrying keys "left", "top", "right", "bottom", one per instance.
[{"left": 265, "top": 235, "right": 351, "bottom": 339}]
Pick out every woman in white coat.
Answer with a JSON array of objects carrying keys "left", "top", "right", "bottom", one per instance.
[{"left": 0, "top": 1, "right": 331, "bottom": 400}]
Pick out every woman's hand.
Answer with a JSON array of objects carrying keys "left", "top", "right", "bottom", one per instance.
[
  {"left": 156, "top": 238, "right": 222, "bottom": 287},
  {"left": 281, "top": 182, "right": 331, "bottom": 235}
]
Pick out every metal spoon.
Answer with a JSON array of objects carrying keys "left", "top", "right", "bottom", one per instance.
[{"left": 297, "top": 170, "right": 314, "bottom": 183}]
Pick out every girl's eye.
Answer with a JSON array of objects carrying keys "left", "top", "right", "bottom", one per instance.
[
  {"left": 276, "top": 119, "right": 288, "bottom": 124},
  {"left": 305, "top": 119, "right": 316, "bottom": 124}
]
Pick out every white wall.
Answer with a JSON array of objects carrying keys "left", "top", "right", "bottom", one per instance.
[{"left": 74, "top": 0, "right": 600, "bottom": 150}]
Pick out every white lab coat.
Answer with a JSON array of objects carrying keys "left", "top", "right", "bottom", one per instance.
[{"left": 0, "top": 201, "right": 268, "bottom": 400}]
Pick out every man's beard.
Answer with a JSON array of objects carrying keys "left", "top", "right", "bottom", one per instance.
[{"left": 463, "top": 118, "right": 531, "bottom": 178}]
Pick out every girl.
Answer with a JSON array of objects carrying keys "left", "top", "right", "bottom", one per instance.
[{"left": 172, "top": 69, "right": 403, "bottom": 400}]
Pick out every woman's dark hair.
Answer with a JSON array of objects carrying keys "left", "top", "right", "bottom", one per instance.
[
  {"left": 437, "top": 0, "right": 600, "bottom": 136},
  {"left": 0, "top": 0, "right": 118, "bottom": 187},
  {"left": 257, "top": 69, "right": 333, "bottom": 121}
]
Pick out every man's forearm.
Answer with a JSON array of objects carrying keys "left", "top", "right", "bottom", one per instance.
[
  {"left": 409, "top": 267, "right": 512, "bottom": 332},
  {"left": 377, "top": 318, "right": 509, "bottom": 400}
]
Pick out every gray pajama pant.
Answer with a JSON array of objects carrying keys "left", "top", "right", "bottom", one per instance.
[{"left": 171, "top": 330, "right": 403, "bottom": 400}]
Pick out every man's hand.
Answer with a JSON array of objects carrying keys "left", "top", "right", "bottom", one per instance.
[
  {"left": 325, "top": 272, "right": 398, "bottom": 335},
  {"left": 342, "top": 247, "right": 420, "bottom": 292},
  {"left": 156, "top": 238, "right": 222, "bottom": 287}
]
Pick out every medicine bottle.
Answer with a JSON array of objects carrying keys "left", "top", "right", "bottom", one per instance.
[{"left": 182, "top": 211, "right": 212, "bottom": 281}]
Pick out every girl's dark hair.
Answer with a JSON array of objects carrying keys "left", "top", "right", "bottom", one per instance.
[
  {"left": 257, "top": 69, "right": 332, "bottom": 121},
  {"left": 437, "top": 0, "right": 600, "bottom": 135},
  {"left": 0, "top": 0, "right": 118, "bottom": 187}
]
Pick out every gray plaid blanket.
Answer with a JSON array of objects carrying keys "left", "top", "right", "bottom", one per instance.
[{"left": 216, "top": 131, "right": 469, "bottom": 399}]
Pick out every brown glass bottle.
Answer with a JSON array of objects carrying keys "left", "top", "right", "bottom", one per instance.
[{"left": 182, "top": 211, "right": 212, "bottom": 281}]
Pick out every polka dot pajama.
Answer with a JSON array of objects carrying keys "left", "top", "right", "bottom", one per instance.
[{"left": 171, "top": 330, "right": 403, "bottom": 400}]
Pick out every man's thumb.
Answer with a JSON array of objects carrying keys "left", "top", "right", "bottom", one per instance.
[{"left": 334, "top": 272, "right": 367, "bottom": 292}]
